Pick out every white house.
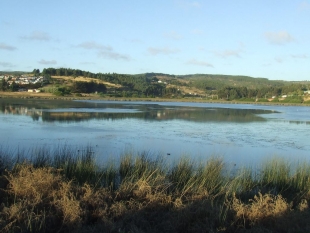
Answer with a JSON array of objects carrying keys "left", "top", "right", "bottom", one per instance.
[{"left": 28, "top": 89, "right": 41, "bottom": 93}]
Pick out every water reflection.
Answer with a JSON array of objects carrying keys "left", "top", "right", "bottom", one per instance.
[
  {"left": 0, "top": 98, "right": 276, "bottom": 123},
  {"left": 288, "top": 121, "right": 310, "bottom": 125},
  {"left": 2, "top": 98, "right": 310, "bottom": 166}
]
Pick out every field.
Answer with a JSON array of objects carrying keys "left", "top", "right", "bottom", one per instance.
[
  {"left": 1, "top": 146, "right": 310, "bottom": 232},
  {"left": 51, "top": 76, "right": 122, "bottom": 88},
  {"left": 0, "top": 91, "right": 55, "bottom": 98}
]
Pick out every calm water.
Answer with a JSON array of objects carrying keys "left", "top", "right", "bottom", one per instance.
[{"left": 1, "top": 98, "right": 310, "bottom": 166}]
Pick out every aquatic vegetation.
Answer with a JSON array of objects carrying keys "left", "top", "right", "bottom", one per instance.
[{"left": 0, "top": 146, "right": 310, "bottom": 232}]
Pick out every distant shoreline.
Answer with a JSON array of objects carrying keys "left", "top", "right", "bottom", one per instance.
[{"left": 0, "top": 91, "right": 309, "bottom": 106}]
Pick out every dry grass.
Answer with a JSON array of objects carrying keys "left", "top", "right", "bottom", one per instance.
[
  {"left": 229, "top": 193, "right": 310, "bottom": 232},
  {"left": 51, "top": 76, "right": 121, "bottom": 88},
  {"left": 1, "top": 165, "right": 82, "bottom": 232},
  {"left": 231, "top": 193, "right": 290, "bottom": 227}
]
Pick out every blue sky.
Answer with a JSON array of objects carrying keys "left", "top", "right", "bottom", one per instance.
[{"left": 1, "top": 0, "right": 309, "bottom": 81}]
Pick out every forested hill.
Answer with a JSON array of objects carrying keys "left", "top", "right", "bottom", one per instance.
[
  {"left": 176, "top": 74, "right": 286, "bottom": 90},
  {"left": 0, "top": 71, "right": 27, "bottom": 76},
  {"left": 137, "top": 72, "right": 289, "bottom": 90},
  {"left": 2, "top": 68, "right": 309, "bottom": 102},
  {"left": 2, "top": 68, "right": 289, "bottom": 91}
]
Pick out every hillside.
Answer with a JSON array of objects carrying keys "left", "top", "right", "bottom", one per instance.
[
  {"left": 1, "top": 68, "right": 310, "bottom": 102},
  {"left": 177, "top": 74, "right": 286, "bottom": 89}
]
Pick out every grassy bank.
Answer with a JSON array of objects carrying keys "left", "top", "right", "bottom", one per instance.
[
  {"left": 1, "top": 91, "right": 310, "bottom": 106},
  {"left": 0, "top": 146, "right": 310, "bottom": 232}
]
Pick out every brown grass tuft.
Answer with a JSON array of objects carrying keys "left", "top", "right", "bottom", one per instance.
[
  {"left": 1, "top": 164, "right": 83, "bottom": 232},
  {"left": 6, "top": 164, "right": 62, "bottom": 204},
  {"left": 53, "top": 181, "right": 82, "bottom": 229},
  {"left": 231, "top": 192, "right": 290, "bottom": 228}
]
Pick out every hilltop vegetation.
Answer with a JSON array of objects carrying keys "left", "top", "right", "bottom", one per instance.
[
  {"left": 1, "top": 68, "right": 310, "bottom": 103},
  {"left": 179, "top": 73, "right": 283, "bottom": 89}
]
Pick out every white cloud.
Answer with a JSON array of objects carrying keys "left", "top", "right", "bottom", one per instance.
[
  {"left": 175, "top": 0, "right": 201, "bottom": 8},
  {"left": 262, "top": 63, "right": 272, "bottom": 67},
  {"left": 164, "top": 31, "right": 182, "bottom": 40},
  {"left": 77, "top": 41, "right": 131, "bottom": 61},
  {"left": 79, "top": 62, "right": 96, "bottom": 65},
  {"left": 191, "top": 1, "right": 201, "bottom": 7},
  {"left": 129, "top": 39, "right": 143, "bottom": 44},
  {"left": 213, "top": 49, "right": 242, "bottom": 58},
  {"left": 38, "top": 59, "right": 57, "bottom": 65},
  {"left": 264, "top": 31, "right": 294, "bottom": 45},
  {"left": 191, "top": 29, "right": 204, "bottom": 35},
  {"left": 148, "top": 47, "right": 180, "bottom": 55},
  {"left": 291, "top": 54, "right": 308, "bottom": 59},
  {"left": 299, "top": 1, "right": 310, "bottom": 11},
  {"left": 98, "top": 50, "right": 131, "bottom": 61},
  {"left": 2, "top": 21, "right": 11, "bottom": 26},
  {"left": 275, "top": 57, "right": 284, "bottom": 63},
  {"left": 77, "top": 41, "right": 112, "bottom": 51},
  {"left": 0, "top": 62, "right": 15, "bottom": 67},
  {"left": 21, "top": 31, "right": 51, "bottom": 41},
  {"left": 186, "top": 59, "right": 213, "bottom": 67},
  {"left": 0, "top": 42, "right": 17, "bottom": 51}
]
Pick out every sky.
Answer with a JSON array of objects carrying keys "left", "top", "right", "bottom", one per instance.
[{"left": 1, "top": 0, "right": 310, "bottom": 81}]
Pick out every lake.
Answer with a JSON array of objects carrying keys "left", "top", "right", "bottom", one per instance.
[{"left": 1, "top": 98, "right": 310, "bottom": 167}]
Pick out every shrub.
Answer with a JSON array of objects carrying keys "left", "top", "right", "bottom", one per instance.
[
  {"left": 281, "top": 96, "right": 303, "bottom": 103},
  {"left": 53, "top": 87, "right": 71, "bottom": 96},
  {"left": 256, "top": 98, "right": 269, "bottom": 102}
]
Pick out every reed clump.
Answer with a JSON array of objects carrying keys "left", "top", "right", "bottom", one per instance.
[{"left": 0, "top": 146, "right": 310, "bottom": 232}]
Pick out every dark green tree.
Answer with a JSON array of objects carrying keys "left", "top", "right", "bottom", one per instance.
[
  {"left": 33, "top": 69, "right": 40, "bottom": 76},
  {"left": 71, "top": 81, "right": 106, "bottom": 93},
  {"left": 0, "top": 78, "right": 7, "bottom": 91},
  {"left": 10, "top": 81, "right": 18, "bottom": 92}
]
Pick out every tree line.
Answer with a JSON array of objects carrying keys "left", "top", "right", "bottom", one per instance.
[
  {"left": 217, "top": 84, "right": 307, "bottom": 100},
  {"left": 42, "top": 68, "right": 178, "bottom": 97}
]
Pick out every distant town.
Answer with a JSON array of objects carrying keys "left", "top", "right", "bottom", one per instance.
[{"left": 0, "top": 74, "right": 48, "bottom": 92}]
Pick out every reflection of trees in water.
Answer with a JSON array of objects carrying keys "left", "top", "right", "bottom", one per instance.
[
  {"left": 288, "top": 120, "right": 310, "bottom": 125},
  {"left": 0, "top": 98, "right": 276, "bottom": 123},
  {"left": 41, "top": 112, "right": 141, "bottom": 122},
  {"left": 31, "top": 112, "right": 40, "bottom": 121},
  {"left": 41, "top": 108, "right": 270, "bottom": 123},
  {"left": 0, "top": 102, "right": 42, "bottom": 121},
  {"left": 163, "top": 108, "right": 270, "bottom": 122}
]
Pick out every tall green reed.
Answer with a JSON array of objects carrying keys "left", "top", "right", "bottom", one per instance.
[{"left": 2, "top": 144, "right": 310, "bottom": 201}]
